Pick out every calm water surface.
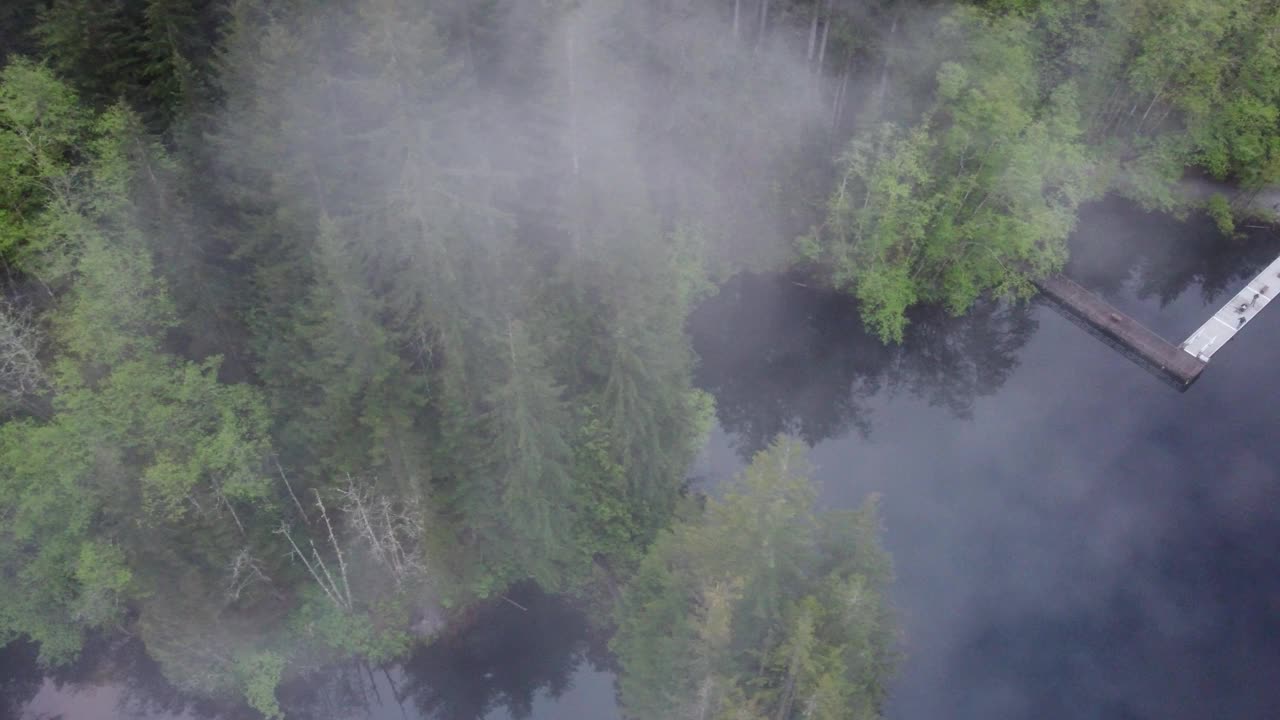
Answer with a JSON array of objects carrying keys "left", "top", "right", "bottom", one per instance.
[{"left": 7, "top": 199, "right": 1280, "bottom": 719}]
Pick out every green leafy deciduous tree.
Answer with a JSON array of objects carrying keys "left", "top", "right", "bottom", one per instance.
[
  {"left": 802, "top": 8, "right": 1097, "bottom": 342},
  {"left": 0, "top": 58, "right": 91, "bottom": 264},
  {"left": 0, "top": 63, "right": 277, "bottom": 676},
  {"left": 613, "top": 437, "right": 897, "bottom": 720},
  {"left": 1037, "top": 0, "right": 1280, "bottom": 205}
]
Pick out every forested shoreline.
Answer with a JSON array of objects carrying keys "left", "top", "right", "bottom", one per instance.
[{"left": 1, "top": 1, "right": 1277, "bottom": 718}]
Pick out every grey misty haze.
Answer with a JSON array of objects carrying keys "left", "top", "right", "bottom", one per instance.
[
  {"left": 5, "top": 0, "right": 1280, "bottom": 718},
  {"left": 210, "top": 0, "right": 843, "bottom": 289}
]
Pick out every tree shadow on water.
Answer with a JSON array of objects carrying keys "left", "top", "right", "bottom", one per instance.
[
  {"left": 691, "top": 272, "right": 1037, "bottom": 460},
  {"left": 0, "top": 635, "right": 237, "bottom": 720},
  {"left": 0, "top": 640, "right": 44, "bottom": 719},
  {"left": 276, "top": 584, "right": 597, "bottom": 720},
  {"left": 396, "top": 583, "right": 589, "bottom": 720},
  {"left": 1065, "top": 197, "right": 1280, "bottom": 308}
]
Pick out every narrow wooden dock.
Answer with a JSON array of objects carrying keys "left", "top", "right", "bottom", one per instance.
[
  {"left": 1181, "top": 253, "right": 1280, "bottom": 361},
  {"left": 1036, "top": 274, "right": 1207, "bottom": 386}
]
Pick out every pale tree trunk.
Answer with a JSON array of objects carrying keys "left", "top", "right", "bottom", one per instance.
[
  {"left": 832, "top": 49, "right": 853, "bottom": 130},
  {"left": 692, "top": 676, "right": 715, "bottom": 720},
  {"left": 565, "top": 26, "right": 581, "bottom": 178},
  {"left": 807, "top": 1, "right": 820, "bottom": 63},
  {"left": 314, "top": 490, "right": 354, "bottom": 609},
  {"left": 873, "top": 12, "right": 898, "bottom": 113},
  {"left": 276, "top": 522, "right": 350, "bottom": 611},
  {"left": 337, "top": 478, "right": 428, "bottom": 590},
  {"left": 274, "top": 457, "right": 309, "bottom": 519},
  {"left": 225, "top": 548, "right": 272, "bottom": 602},
  {"left": 1135, "top": 80, "right": 1168, "bottom": 135},
  {"left": 756, "top": 0, "right": 770, "bottom": 51},
  {"left": 815, "top": 0, "right": 832, "bottom": 74},
  {"left": 733, "top": 0, "right": 741, "bottom": 40}
]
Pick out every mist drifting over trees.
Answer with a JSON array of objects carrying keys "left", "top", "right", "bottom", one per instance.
[{"left": 0, "top": 0, "right": 1277, "bottom": 717}]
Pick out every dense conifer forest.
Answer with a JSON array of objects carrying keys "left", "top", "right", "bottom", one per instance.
[{"left": 0, "top": 1, "right": 1276, "bottom": 717}]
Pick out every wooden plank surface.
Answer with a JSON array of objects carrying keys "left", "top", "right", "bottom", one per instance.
[{"left": 1036, "top": 274, "right": 1207, "bottom": 386}]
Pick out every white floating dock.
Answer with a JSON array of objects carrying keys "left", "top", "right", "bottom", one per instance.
[{"left": 1181, "top": 254, "right": 1280, "bottom": 361}]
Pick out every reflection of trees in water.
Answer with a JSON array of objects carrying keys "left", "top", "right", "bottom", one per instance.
[
  {"left": 277, "top": 662, "right": 387, "bottom": 720},
  {"left": 691, "top": 273, "right": 1036, "bottom": 458},
  {"left": 58, "top": 637, "right": 232, "bottom": 719},
  {"left": 890, "top": 300, "right": 1037, "bottom": 418},
  {"left": 0, "top": 636, "right": 234, "bottom": 720},
  {"left": 5, "top": 585, "right": 594, "bottom": 720},
  {"left": 1065, "top": 198, "right": 1280, "bottom": 307},
  {"left": 396, "top": 583, "right": 587, "bottom": 720},
  {"left": 278, "top": 583, "right": 593, "bottom": 720},
  {"left": 0, "top": 641, "right": 44, "bottom": 718}
]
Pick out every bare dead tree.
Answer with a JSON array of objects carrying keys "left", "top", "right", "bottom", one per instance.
[
  {"left": 274, "top": 456, "right": 309, "bottom": 519},
  {"left": 337, "top": 476, "right": 428, "bottom": 590},
  {"left": 0, "top": 298, "right": 47, "bottom": 402},
  {"left": 275, "top": 496, "right": 354, "bottom": 613},
  {"left": 565, "top": 23, "right": 581, "bottom": 178},
  {"left": 215, "top": 487, "right": 247, "bottom": 537},
  {"left": 313, "top": 489, "right": 354, "bottom": 609},
  {"left": 807, "top": 1, "right": 820, "bottom": 63},
  {"left": 814, "top": 0, "right": 832, "bottom": 75},
  {"left": 756, "top": 0, "right": 771, "bottom": 51},
  {"left": 225, "top": 547, "right": 272, "bottom": 602}
]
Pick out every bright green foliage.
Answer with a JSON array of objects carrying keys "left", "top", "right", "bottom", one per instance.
[
  {"left": 236, "top": 650, "right": 286, "bottom": 720},
  {"left": 1176, "top": 3, "right": 1280, "bottom": 190},
  {"left": 287, "top": 588, "right": 414, "bottom": 665},
  {"left": 0, "top": 59, "right": 91, "bottom": 262},
  {"left": 613, "top": 437, "right": 897, "bottom": 720},
  {"left": 0, "top": 64, "right": 278, "bottom": 673},
  {"left": 1037, "top": 0, "right": 1280, "bottom": 198},
  {"left": 806, "top": 0, "right": 1279, "bottom": 334},
  {"left": 806, "top": 9, "right": 1096, "bottom": 342},
  {"left": 1206, "top": 193, "right": 1236, "bottom": 237},
  {"left": 72, "top": 542, "right": 133, "bottom": 629}
]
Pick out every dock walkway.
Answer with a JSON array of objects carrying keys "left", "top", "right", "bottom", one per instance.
[
  {"left": 1181, "top": 253, "right": 1280, "bottom": 361},
  {"left": 1036, "top": 274, "right": 1207, "bottom": 386}
]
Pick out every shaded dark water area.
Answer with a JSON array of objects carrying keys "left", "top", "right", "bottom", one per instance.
[
  {"left": 7, "top": 198, "right": 1280, "bottom": 719},
  {"left": 3, "top": 584, "right": 619, "bottom": 720}
]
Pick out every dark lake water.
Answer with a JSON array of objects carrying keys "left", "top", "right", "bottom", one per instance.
[{"left": 6, "top": 198, "right": 1280, "bottom": 719}]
